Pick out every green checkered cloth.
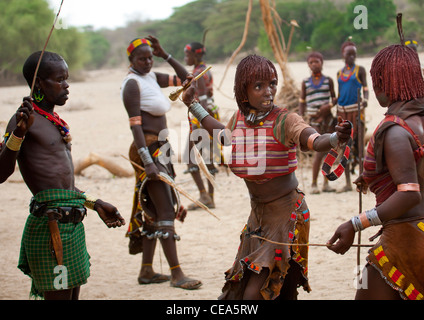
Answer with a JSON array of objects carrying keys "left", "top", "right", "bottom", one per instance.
[{"left": 18, "top": 189, "right": 91, "bottom": 299}]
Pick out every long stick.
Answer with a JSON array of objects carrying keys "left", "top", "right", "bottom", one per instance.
[
  {"left": 121, "top": 155, "right": 220, "bottom": 220},
  {"left": 252, "top": 235, "right": 373, "bottom": 248},
  {"left": 356, "top": 88, "right": 364, "bottom": 271},
  {"left": 169, "top": 66, "right": 212, "bottom": 101},
  {"left": 18, "top": 0, "right": 65, "bottom": 127}
]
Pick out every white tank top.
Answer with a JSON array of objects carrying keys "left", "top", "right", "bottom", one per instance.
[{"left": 121, "top": 71, "right": 171, "bottom": 116}]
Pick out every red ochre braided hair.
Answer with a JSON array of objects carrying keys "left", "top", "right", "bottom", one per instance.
[
  {"left": 234, "top": 54, "right": 278, "bottom": 116},
  {"left": 370, "top": 44, "right": 424, "bottom": 102}
]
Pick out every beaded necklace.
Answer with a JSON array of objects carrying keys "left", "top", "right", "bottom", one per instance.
[
  {"left": 340, "top": 64, "right": 356, "bottom": 82},
  {"left": 309, "top": 74, "right": 324, "bottom": 89},
  {"left": 32, "top": 102, "right": 72, "bottom": 143}
]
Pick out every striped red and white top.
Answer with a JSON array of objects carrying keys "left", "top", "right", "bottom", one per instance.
[{"left": 226, "top": 107, "right": 309, "bottom": 182}]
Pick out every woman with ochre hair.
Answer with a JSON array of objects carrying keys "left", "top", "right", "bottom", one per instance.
[
  {"left": 181, "top": 54, "right": 352, "bottom": 300},
  {"left": 328, "top": 43, "right": 424, "bottom": 300}
]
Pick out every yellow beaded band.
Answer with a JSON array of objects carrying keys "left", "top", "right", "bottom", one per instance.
[
  {"left": 5, "top": 132, "right": 24, "bottom": 152},
  {"left": 84, "top": 193, "right": 98, "bottom": 210}
]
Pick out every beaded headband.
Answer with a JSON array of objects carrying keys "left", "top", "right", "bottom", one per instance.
[
  {"left": 127, "top": 38, "right": 152, "bottom": 56},
  {"left": 405, "top": 40, "right": 418, "bottom": 46},
  {"left": 185, "top": 44, "right": 205, "bottom": 54}
]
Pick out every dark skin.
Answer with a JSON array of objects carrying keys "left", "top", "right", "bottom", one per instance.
[
  {"left": 327, "top": 86, "right": 424, "bottom": 300},
  {"left": 182, "top": 73, "right": 352, "bottom": 299},
  {"left": 338, "top": 45, "right": 369, "bottom": 191},
  {"left": 0, "top": 59, "right": 125, "bottom": 300},
  {"left": 184, "top": 47, "right": 215, "bottom": 206},
  {"left": 122, "top": 36, "right": 201, "bottom": 288},
  {"left": 299, "top": 57, "right": 337, "bottom": 193}
]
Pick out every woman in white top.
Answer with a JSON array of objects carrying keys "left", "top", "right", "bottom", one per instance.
[{"left": 121, "top": 35, "right": 202, "bottom": 290}]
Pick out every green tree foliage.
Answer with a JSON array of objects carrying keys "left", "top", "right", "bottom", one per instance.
[
  {"left": 0, "top": 0, "right": 89, "bottom": 84},
  {"left": 83, "top": 28, "right": 111, "bottom": 69},
  {"left": 344, "top": 0, "right": 397, "bottom": 49},
  {"left": 2, "top": 0, "right": 418, "bottom": 83}
]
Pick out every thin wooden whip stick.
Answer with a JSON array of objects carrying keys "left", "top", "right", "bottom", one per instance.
[
  {"left": 252, "top": 235, "right": 373, "bottom": 248},
  {"left": 169, "top": 66, "right": 212, "bottom": 101},
  {"left": 18, "top": 0, "right": 65, "bottom": 127},
  {"left": 356, "top": 88, "right": 364, "bottom": 272},
  {"left": 121, "top": 155, "right": 220, "bottom": 220}
]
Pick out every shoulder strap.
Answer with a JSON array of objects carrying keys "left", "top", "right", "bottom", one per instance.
[{"left": 383, "top": 115, "right": 422, "bottom": 147}]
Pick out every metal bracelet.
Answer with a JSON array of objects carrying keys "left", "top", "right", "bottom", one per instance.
[
  {"left": 5, "top": 132, "right": 24, "bottom": 152},
  {"left": 351, "top": 215, "right": 364, "bottom": 232},
  {"left": 137, "top": 147, "right": 153, "bottom": 165},
  {"left": 189, "top": 102, "right": 209, "bottom": 122},
  {"left": 329, "top": 132, "right": 338, "bottom": 148},
  {"left": 365, "top": 207, "right": 382, "bottom": 226}
]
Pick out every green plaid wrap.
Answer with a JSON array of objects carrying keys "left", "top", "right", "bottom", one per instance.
[{"left": 18, "top": 189, "right": 91, "bottom": 299}]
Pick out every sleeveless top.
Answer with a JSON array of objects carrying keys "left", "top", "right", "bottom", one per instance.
[
  {"left": 227, "top": 107, "right": 305, "bottom": 182},
  {"left": 337, "top": 65, "right": 362, "bottom": 107},
  {"left": 363, "top": 115, "right": 424, "bottom": 206},
  {"left": 121, "top": 71, "right": 171, "bottom": 116},
  {"left": 302, "top": 75, "right": 332, "bottom": 117}
]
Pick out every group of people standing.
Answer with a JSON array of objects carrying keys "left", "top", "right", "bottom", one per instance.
[
  {"left": 1, "top": 29, "right": 424, "bottom": 301},
  {"left": 299, "top": 40, "right": 368, "bottom": 194}
]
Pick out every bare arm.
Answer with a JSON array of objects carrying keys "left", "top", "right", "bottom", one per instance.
[
  {"left": 122, "top": 79, "right": 159, "bottom": 179},
  {"left": 147, "top": 35, "right": 188, "bottom": 87},
  {"left": 0, "top": 97, "right": 34, "bottom": 183}
]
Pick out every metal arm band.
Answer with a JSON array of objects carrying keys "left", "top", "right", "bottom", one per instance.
[
  {"left": 307, "top": 133, "right": 320, "bottom": 150},
  {"left": 351, "top": 208, "right": 382, "bottom": 232},
  {"left": 5, "top": 132, "right": 24, "bottom": 151},
  {"left": 329, "top": 132, "right": 339, "bottom": 148},
  {"left": 189, "top": 101, "right": 209, "bottom": 122},
  {"left": 397, "top": 183, "right": 420, "bottom": 192},
  {"left": 137, "top": 147, "right": 153, "bottom": 165}
]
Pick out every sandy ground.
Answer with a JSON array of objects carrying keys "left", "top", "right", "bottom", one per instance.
[{"left": 1, "top": 54, "right": 419, "bottom": 300}]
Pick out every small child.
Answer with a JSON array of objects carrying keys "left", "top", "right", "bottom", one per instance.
[{"left": 299, "top": 52, "right": 337, "bottom": 194}]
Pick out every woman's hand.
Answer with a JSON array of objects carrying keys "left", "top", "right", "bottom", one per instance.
[
  {"left": 144, "top": 162, "right": 160, "bottom": 180},
  {"left": 181, "top": 74, "right": 196, "bottom": 107},
  {"left": 354, "top": 174, "right": 368, "bottom": 194},
  {"left": 146, "top": 35, "right": 167, "bottom": 59},
  {"left": 335, "top": 116, "right": 352, "bottom": 145},
  {"left": 327, "top": 220, "right": 356, "bottom": 254}
]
